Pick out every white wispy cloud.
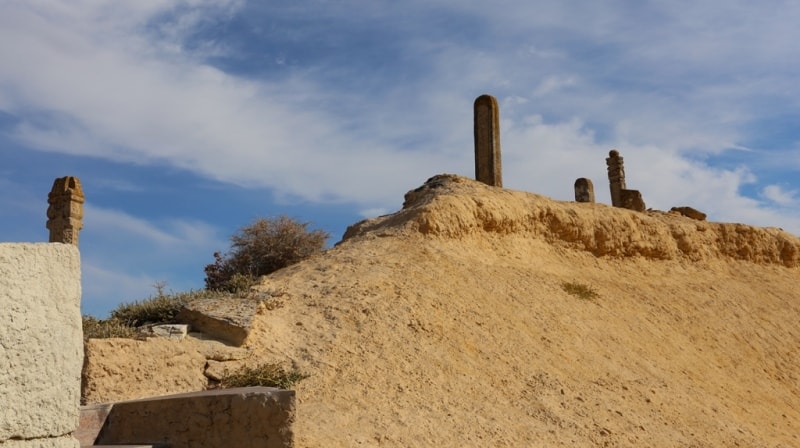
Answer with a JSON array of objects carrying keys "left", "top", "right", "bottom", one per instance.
[
  {"left": 2, "top": 0, "right": 799, "bottom": 237},
  {"left": 81, "top": 263, "right": 160, "bottom": 314},
  {"left": 762, "top": 185, "right": 798, "bottom": 207},
  {"left": 83, "top": 203, "right": 223, "bottom": 251}
]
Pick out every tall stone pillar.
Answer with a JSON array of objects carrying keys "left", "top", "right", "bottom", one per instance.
[
  {"left": 474, "top": 94, "right": 502, "bottom": 187},
  {"left": 47, "top": 176, "right": 85, "bottom": 246},
  {"left": 605, "top": 150, "right": 626, "bottom": 207},
  {"left": 574, "top": 178, "right": 595, "bottom": 203}
]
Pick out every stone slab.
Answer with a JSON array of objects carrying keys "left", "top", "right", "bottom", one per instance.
[
  {"left": 176, "top": 298, "right": 259, "bottom": 346},
  {"left": 95, "top": 387, "right": 295, "bottom": 448}
]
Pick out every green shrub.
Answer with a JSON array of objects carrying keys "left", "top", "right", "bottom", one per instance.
[
  {"left": 561, "top": 281, "right": 599, "bottom": 301},
  {"left": 82, "top": 316, "right": 137, "bottom": 339},
  {"left": 205, "top": 216, "right": 329, "bottom": 291},
  {"left": 220, "top": 363, "right": 308, "bottom": 389}
]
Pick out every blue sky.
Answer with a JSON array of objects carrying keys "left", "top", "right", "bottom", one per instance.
[{"left": 2, "top": 1, "right": 799, "bottom": 317}]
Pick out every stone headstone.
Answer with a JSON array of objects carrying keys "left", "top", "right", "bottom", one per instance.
[
  {"left": 474, "top": 94, "right": 502, "bottom": 187},
  {"left": 47, "top": 176, "right": 84, "bottom": 246},
  {"left": 574, "top": 178, "right": 595, "bottom": 203}
]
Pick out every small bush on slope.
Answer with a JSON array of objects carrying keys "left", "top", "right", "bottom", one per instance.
[
  {"left": 561, "top": 281, "right": 600, "bottom": 301},
  {"left": 205, "top": 215, "right": 329, "bottom": 292}
]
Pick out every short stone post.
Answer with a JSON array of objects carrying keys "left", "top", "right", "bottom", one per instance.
[
  {"left": 47, "top": 176, "right": 85, "bottom": 246},
  {"left": 606, "top": 150, "right": 625, "bottom": 207},
  {"left": 574, "top": 178, "right": 595, "bottom": 203},
  {"left": 474, "top": 94, "right": 502, "bottom": 187}
]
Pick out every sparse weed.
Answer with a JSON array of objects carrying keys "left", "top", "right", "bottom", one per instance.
[
  {"left": 220, "top": 363, "right": 308, "bottom": 389},
  {"left": 561, "top": 281, "right": 600, "bottom": 301},
  {"left": 82, "top": 316, "right": 138, "bottom": 339},
  {"left": 109, "top": 289, "right": 222, "bottom": 327}
]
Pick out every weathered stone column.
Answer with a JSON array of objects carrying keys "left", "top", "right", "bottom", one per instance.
[
  {"left": 574, "top": 178, "right": 595, "bottom": 203},
  {"left": 605, "top": 150, "right": 646, "bottom": 212},
  {"left": 47, "top": 176, "right": 85, "bottom": 246},
  {"left": 474, "top": 94, "right": 502, "bottom": 187},
  {"left": 605, "top": 150, "right": 626, "bottom": 207}
]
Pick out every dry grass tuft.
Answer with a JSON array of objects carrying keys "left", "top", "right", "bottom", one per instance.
[
  {"left": 561, "top": 281, "right": 600, "bottom": 301},
  {"left": 220, "top": 363, "right": 308, "bottom": 389}
]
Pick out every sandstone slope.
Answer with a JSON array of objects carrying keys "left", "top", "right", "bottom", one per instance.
[{"left": 89, "top": 174, "right": 800, "bottom": 447}]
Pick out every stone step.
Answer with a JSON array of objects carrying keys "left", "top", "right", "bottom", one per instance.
[
  {"left": 76, "top": 403, "right": 113, "bottom": 447},
  {"left": 78, "top": 404, "right": 168, "bottom": 447},
  {"left": 79, "top": 388, "right": 294, "bottom": 448}
]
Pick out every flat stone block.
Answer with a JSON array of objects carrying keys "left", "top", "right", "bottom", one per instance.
[
  {"left": 96, "top": 387, "right": 295, "bottom": 448},
  {"left": 177, "top": 298, "right": 258, "bottom": 346}
]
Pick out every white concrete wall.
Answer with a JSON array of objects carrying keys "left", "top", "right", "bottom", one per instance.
[{"left": 0, "top": 243, "right": 81, "bottom": 448}]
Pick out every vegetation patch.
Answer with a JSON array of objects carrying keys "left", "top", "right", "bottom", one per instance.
[
  {"left": 205, "top": 215, "right": 329, "bottom": 292},
  {"left": 220, "top": 363, "right": 308, "bottom": 389},
  {"left": 109, "top": 289, "right": 223, "bottom": 327},
  {"left": 82, "top": 316, "right": 138, "bottom": 339},
  {"left": 561, "top": 281, "right": 600, "bottom": 301}
]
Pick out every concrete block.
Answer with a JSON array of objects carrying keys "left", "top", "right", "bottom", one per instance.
[{"left": 0, "top": 243, "right": 82, "bottom": 443}]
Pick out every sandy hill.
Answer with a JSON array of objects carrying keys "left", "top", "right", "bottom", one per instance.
[{"left": 85, "top": 174, "right": 800, "bottom": 447}]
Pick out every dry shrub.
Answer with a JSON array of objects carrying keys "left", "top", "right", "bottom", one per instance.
[{"left": 205, "top": 215, "right": 329, "bottom": 291}]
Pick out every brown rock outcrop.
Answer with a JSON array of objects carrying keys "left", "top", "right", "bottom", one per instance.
[{"left": 670, "top": 206, "right": 707, "bottom": 221}]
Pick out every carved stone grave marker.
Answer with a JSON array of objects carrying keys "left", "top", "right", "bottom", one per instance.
[{"left": 574, "top": 178, "right": 595, "bottom": 203}]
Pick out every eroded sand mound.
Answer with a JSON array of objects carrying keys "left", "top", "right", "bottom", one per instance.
[{"left": 87, "top": 175, "right": 800, "bottom": 447}]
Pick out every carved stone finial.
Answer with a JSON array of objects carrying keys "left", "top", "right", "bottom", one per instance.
[
  {"left": 474, "top": 94, "right": 502, "bottom": 187},
  {"left": 46, "top": 176, "right": 84, "bottom": 246},
  {"left": 574, "top": 178, "right": 595, "bottom": 203}
]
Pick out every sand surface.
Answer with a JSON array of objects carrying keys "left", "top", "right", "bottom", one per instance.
[{"left": 85, "top": 175, "right": 800, "bottom": 447}]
